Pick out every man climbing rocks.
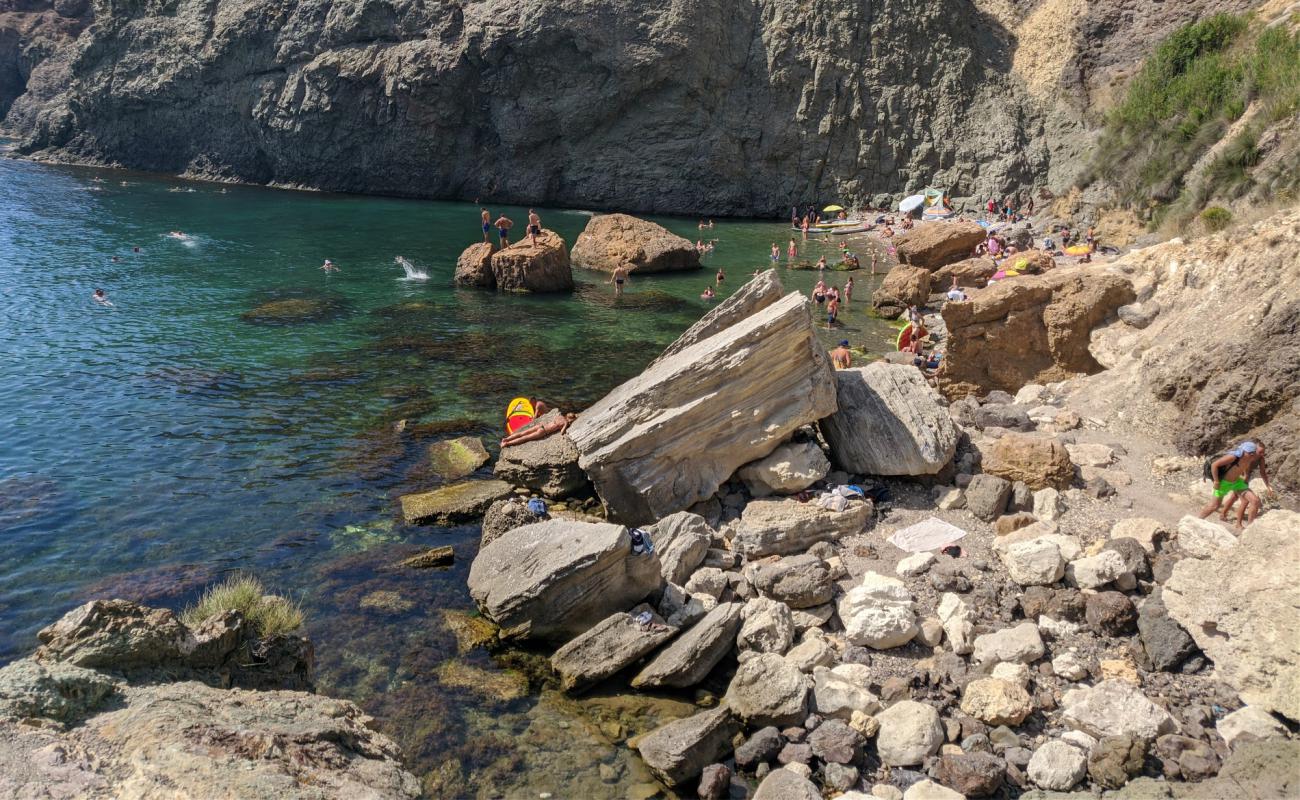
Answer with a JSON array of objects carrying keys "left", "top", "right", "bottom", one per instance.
[{"left": 1199, "top": 440, "right": 1275, "bottom": 529}]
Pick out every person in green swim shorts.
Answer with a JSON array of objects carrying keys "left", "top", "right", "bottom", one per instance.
[{"left": 1199, "top": 440, "right": 1275, "bottom": 530}]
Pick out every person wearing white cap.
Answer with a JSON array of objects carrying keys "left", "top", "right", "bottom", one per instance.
[{"left": 1200, "top": 440, "right": 1275, "bottom": 530}]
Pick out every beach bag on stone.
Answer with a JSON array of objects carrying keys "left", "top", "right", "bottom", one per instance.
[{"left": 629, "top": 528, "right": 655, "bottom": 555}]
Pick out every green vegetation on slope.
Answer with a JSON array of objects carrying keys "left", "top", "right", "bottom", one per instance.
[
  {"left": 182, "top": 574, "right": 305, "bottom": 637},
  {"left": 1085, "top": 13, "right": 1300, "bottom": 228}
]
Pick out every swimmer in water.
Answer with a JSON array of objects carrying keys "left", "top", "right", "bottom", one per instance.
[
  {"left": 93, "top": 288, "right": 113, "bottom": 306},
  {"left": 168, "top": 231, "right": 187, "bottom": 239},
  {"left": 133, "top": 247, "right": 141, "bottom": 253},
  {"left": 321, "top": 259, "right": 339, "bottom": 273},
  {"left": 702, "top": 286, "right": 716, "bottom": 300}
]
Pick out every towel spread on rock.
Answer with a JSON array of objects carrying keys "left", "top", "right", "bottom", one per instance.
[{"left": 887, "top": 516, "right": 968, "bottom": 553}]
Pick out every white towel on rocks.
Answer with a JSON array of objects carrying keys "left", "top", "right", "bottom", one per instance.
[{"left": 887, "top": 517, "right": 968, "bottom": 553}]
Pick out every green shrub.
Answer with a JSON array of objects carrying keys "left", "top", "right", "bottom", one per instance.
[
  {"left": 1201, "top": 206, "right": 1233, "bottom": 231},
  {"left": 181, "top": 574, "right": 304, "bottom": 638}
]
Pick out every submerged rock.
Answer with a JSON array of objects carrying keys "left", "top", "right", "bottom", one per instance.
[
  {"left": 428, "top": 436, "right": 490, "bottom": 481},
  {"left": 399, "top": 479, "right": 513, "bottom": 525},
  {"left": 636, "top": 705, "right": 740, "bottom": 788},
  {"left": 468, "top": 519, "right": 663, "bottom": 641},
  {"left": 568, "top": 284, "right": 836, "bottom": 523},
  {"left": 820, "top": 364, "right": 959, "bottom": 476},
  {"left": 240, "top": 295, "right": 346, "bottom": 325},
  {"left": 570, "top": 213, "right": 701, "bottom": 274}
]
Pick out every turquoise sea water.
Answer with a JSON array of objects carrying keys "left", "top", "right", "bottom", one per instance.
[{"left": 0, "top": 154, "right": 896, "bottom": 796}]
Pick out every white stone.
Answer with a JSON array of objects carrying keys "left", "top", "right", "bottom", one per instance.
[
  {"left": 737, "top": 440, "right": 831, "bottom": 498},
  {"left": 1109, "top": 517, "right": 1166, "bottom": 554},
  {"left": 937, "top": 593, "right": 974, "bottom": 655},
  {"left": 1175, "top": 515, "right": 1238, "bottom": 558},
  {"left": 937, "top": 487, "right": 967, "bottom": 510},
  {"left": 1061, "top": 730, "right": 1098, "bottom": 753},
  {"left": 1065, "top": 550, "right": 1126, "bottom": 589},
  {"left": 903, "top": 779, "right": 966, "bottom": 800},
  {"left": 1217, "top": 706, "right": 1289, "bottom": 751},
  {"left": 830, "top": 663, "right": 874, "bottom": 689},
  {"left": 972, "top": 623, "right": 1045, "bottom": 665},
  {"left": 782, "top": 762, "right": 812, "bottom": 780},
  {"left": 1002, "top": 538, "right": 1065, "bottom": 586},
  {"left": 1061, "top": 679, "right": 1178, "bottom": 742},
  {"left": 872, "top": 786, "right": 904, "bottom": 800},
  {"left": 1014, "top": 384, "right": 1047, "bottom": 405},
  {"left": 1027, "top": 740, "right": 1087, "bottom": 790},
  {"left": 1038, "top": 615, "right": 1082, "bottom": 640},
  {"left": 1052, "top": 652, "right": 1089, "bottom": 681},
  {"left": 838, "top": 572, "right": 918, "bottom": 649},
  {"left": 812, "top": 666, "right": 883, "bottom": 720},
  {"left": 736, "top": 597, "right": 795, "bottom": 655},
  {"left": 1032, "top": 488, "right": 1065, "bottom": 521},
  {"left": 684, "top": 567, "right": 728, "bottom": 599},
  {"left": 785, "top": 635, "right": 837, "bottom": 672},
  {"left": 991, "top": 662, "right": 1031, "bottom": 688},
  {"left": 896, "top": 552, "right": 936, "bottom": 577},
  {"left": 875, "top": 700, "right": 944, "bottom": 766},
  {"left": 1066, "top": 443, "right": 1115, "bottom": 467}
]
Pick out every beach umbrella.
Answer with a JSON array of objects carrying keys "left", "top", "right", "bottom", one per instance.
[
  {"left": 823, "top": 204, "right": 844, "bottom": 212},
  {"left": 898, "top": 194, "right": 926, "bottom": 213}
]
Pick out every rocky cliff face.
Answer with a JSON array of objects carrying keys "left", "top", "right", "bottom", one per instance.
[{"left": 0, "top": 0, "right": 1258, "bottom": 214}]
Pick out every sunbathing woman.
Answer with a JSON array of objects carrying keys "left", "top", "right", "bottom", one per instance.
[{"left": 501, "top": 412, "right": 576, "bottom": 448}]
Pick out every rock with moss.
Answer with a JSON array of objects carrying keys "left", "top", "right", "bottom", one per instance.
[
  {"left": 428, "top": 436, "right": 490, "bottom": 481},
  {"left": 399, "top": 479, "right": 513, "bottom": 525},
  {"left": 0, "top": 659, "right": 118, "bottom": 724}
]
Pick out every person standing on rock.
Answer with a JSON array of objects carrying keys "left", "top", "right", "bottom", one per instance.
[
  {"left": 527, "top": 210, "right": 542, "bottom": 246},
  {"left": 494, "top": 214, "right": 513, "bottom": 248},
  {"left": 1200, "top": 441, "right": 1275, "bottom": 530},
  {"left": 480, "top": 208, "right": 491, "bottom": 243},
  {"left": 609, "top": 265, "right": 629, "bottom": 298},
  {"left": 830, "top": 340, "right": 852, "bottom": 369}
]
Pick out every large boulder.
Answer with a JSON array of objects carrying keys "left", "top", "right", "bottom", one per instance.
[
  {"left": 731, "top": 497, "right": 872, "bottom": 558},
  {"left": 932, "top": 257, "right": 997, "bottom": 291},
  {"left": 549, "top": 605, "right": 677, "bottom": 691},
  {"left": 399, "top": 479, "right": 513, "bottom": 525},
  {"left": 871, "top": 265, "right": 932, "bottom": 319},
  {"left": 453, "top": 242, "right": 495, "bottom": 288},
  {"left": 467, "top": 520, "right": 663, "bottom": 641},
  {"left": 493, "top": 415, "right": 586, "bottom": 498},
  {"left": 570, "top": 213, "right": 701, "bottom": 274},
  {"left": 820, "top": 364, "right": 959, "bottom": 476},
  {"left": 652, "top": 269, "right": 784, "bottom": 365},
  {"left": 1163, "top": 511, "right": 1300, "bottom": 720},
  {"left": 724, "top": 652, "right": 810, "bottom": 727},
  {"left": 636, "top": 706, "right": 740, "bottom": 788},
  {"left": 981, "top": 433, "right": 1074, "bottom": 490},
  {"left": 568, "top": 287, "right": 836, "bottom": 524},
  {"left": 632, "top": 602, "right": 744, "bottom": 689},
  {"left": 937, "top": 269, "right": 1135, "bottom": 398},
  {"left": 895, "top": 221, "right": 988, "bottom": 269},
  {"left": 736, "top": 440, "right": 830, "bottom": 497},
  {"left": 489, "top": 229, "right": 573, "bottom": 292}
]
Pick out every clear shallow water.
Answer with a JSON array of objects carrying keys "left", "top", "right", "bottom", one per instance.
[{"left": 0, "top": 156, "right": 896, "bottom": 796}]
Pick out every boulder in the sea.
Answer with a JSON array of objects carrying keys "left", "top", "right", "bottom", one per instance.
[
  {"left": 454, "top": 242, "right": 495, "bottom": 288},
  {"left": 427, "top": 436, "right": 489, "bottom": 481},
  {"left": 736, "top": 440, "right": 830, "bottom": 497},
  {"left": 730, "top": 497, "right": 872, "bottom": 558},
  {"left": 493, "top": 414, "right": 587, "bottom": 498},
  {"left": 938, "top": 268, "right": 1135, "bottom": 398},
  {"left": 570, "top": 213, "right": 701, "bottom": 274},
  {"left": 632, "top": 602, "right": 743, "bottom": 689},
  {"left": 819, "top": 363, "right": 959, "bottom": 476},
  {"left": 980, "top": 433, "right": 1074, "bottom": 490},
  {"left": 635, "top": 705, "right": 741, "bottom": 788},
  {"left": 549, "top": 604, "right": 677, "bottom": 691},
  {"left": 467, "top": 519, "right": 662, "bottom": 640},
  {"left": 931, "top": 257, "right": 997, "bottom": 291},
  {"left": 399, "top": 479, "right": 513, "bottom": 525},
  {"left": 569, "top": 284, "right": 836, "bottom": 523},
  {"left": 490, "top": 229, "right": 573, "bottom": 293},
  {"left": 240, "top": 295, "right": 345, "bottom": 325},
  {"left": 871, "top": 265, "right": 932, "bottom": 319},
  {"left": 895, "top": 221, "right": 988, "bottom": 270},
  {"left": 1163, "top": 511, "right": 1300, "bottom": 720},
  {"left": 651, "top": 269, "right": 785, "bottom": 365}
]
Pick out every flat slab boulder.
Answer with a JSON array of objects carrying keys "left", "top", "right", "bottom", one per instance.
[
  {"left": 468, "top": 519, "right": 663, "bottom": 641},
  {"left": 633, "top": 602, "right": 743, "bottom": 689},
  {"left": 550, "top": 605, "right": 676, "bottom": 691},
  {"left": 1164, "top": 511, "right": 1300, "bottom": 720},
  {"left": 454, "top": 242, "right": 495, "bottom": 288},
  {"left": 652, "top": 269, "right": 784, "bottom": 365},
  {"left": 493, "top": 413, "right": 587, "bottom": 498},
  {"left": 570, "top": 213, "right": 701, "bottom": 274},
  {"left": 636, "top": 705, "right": 740, "bottom": 788},
  {"left": 731, "top": 497, "right": 872, "bottom": 558},
  {"left": 399, "top": 479, "right": 513, "bottom": 525},
  {"left": 569, "top": 287, "right": 836, "bottom": 523},
  {"left": 490, "top": 229, "right": 573, "bottom": 293},
  {"left": 428, "top": 436, "right": 489, "bottom": 481},
  {"left": 820, "top": 364, "right": 958, "bottom": 476},
  {"left": 895, "top": 221, "right": 987, "bottom": 269}
]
